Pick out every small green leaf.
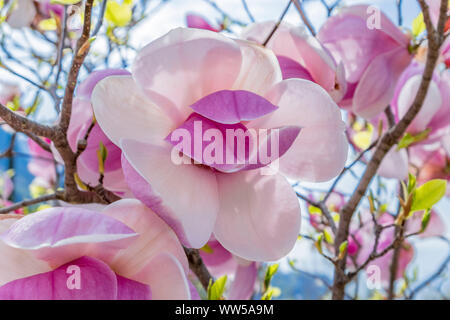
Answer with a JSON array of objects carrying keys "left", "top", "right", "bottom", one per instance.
[
  {"left": 411, "top": 179, "right": 447, "bottom": 212},
  {"left": 420, "top": 209, "right": 431, "bottom": 233},
  {"left": 261, "top": 288, "right": 274, "bottom": 300},
  {"left": 315, "top": 234, "right": 323, "bottom": 255},
  {"left": 263, "top": 263, "right": 279, "bottom": 291},
  {"left": 338, "top": 240, "right": 348, "bottom": 260},
  {"left": 412, "top": 12, "right": 426, "bottom": 38},
  {"left": 207, "top": 275, "right": 227, "bottom": 300},
  {"left": 323, "top": 229, "right": 334, "bottom": 245},
  {"left": 407, "top": 173, "right": 417, "bottom": 194},
  {"left": 397, "top": 129, "right": 431, "bottom": 150},
  {"left": 96, "top": 141, "right": 108, "bottom": 174}
]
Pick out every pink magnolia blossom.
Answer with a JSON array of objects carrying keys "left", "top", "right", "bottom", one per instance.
[
  {"left": 347, "top": 210, "right": 444, "bottom": 286},
  {"left": 59, "top": 69, "right": 131, "bottom": 196},
  {"left": 199, "top": 238, "right": 258, "bottom": 300},
  {"left": 0, "top": 199, "right": 191, "bottom": 299},
  {"left": 348, "top": 212, "right": 414, "bottom": 285},
  {"left": 28, "top": 138, "right": 56, "bottom": 186},
  {"left": 376, "top": 66, "right": 450, "bottom": 180},
  {"left": 7, "top": 0, "right": 64, "bottom": 29},
  {"left": 91, "top": 28, "right": 348, "bottom": 260},
  {"left": 409, "top": 139, "right": 450, "bottom": 196},
  {"left": 242, "top": 21, "right": 347, "bottom": 103},
  {"left": 186, "top": 14, "right": 221, "bottom": 32},
  {"left": 0, "top": 82, "right": 22, "bottom": 133},
  {"left": 391, "top": 62, "right": 449, "bottom": 137},
  {"left": 318, "top": 5, "right": 412, "bottom": 119},
  {"left": 0, "top": 172, "right": 14, "bottom": 202}
]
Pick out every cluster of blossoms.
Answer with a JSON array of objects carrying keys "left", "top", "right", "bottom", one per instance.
[{"left": 0, "top": 1, "right": 449, "bottom": 299}]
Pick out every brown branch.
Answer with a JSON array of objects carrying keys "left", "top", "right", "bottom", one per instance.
[
  {"left": 331, "top": 0, "right": 448, "bottom": 300},
  {"left": 58, "top": 0, "right": 94, "bottom": 132},
  {"left": 184, "top": 248, "right": 213, "bottom": 290},
  {"left": 0, "top": 103, "right": 55, "bottom": 139},
  {"left": 262, "top": 0, "right": 292, "bottom": 47},
  {"left": 0, "top": 193, "right": 60, "bottom": 214}
]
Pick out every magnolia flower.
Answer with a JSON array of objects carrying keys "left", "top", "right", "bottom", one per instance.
[
  {"left": 375, "top": 65, "right": 450, "bottom": 180},
  {"left": 186, "top": 13, "right": 221, "bottom": 32},
  {"left": 0, "top": 199, "right": 190, "bottom": 299},
  {"left": 349, "top": 213, "right": 414, "bottom": 285},
  {"left": 28, "top": 138, "right": 56, "bottom": 187},
  {"left": 242, "top": 21, "right": 347, "bottom": 103},
  {"left": 6, "top": 0, "right": 63, "bottom": 29},
  {"left": 199, "top": 238, "right": 258, "bottom": 300},
  {"left": 91, "top": 28, "right": 348, "bottom": 261},
  {"left": 56, "top": 69, "right": 131, "bottom": 196},
  {"left": 0, "top": 171, "right": 14, "bottom": 202},
  {"left": 348, "top": 209, "right": 445, "bottom": 286},
  {"left": 409, "top": 139, "right": 450, "bottom": 196},
  {"left": 392, "top": 62, "right": 449, "bottom": 137},
  {"left": 0, "top": 82, "right": 22, "bottom": 132},
  {"left": 318, "top": 5, "right": 412, "bottom": 119}
]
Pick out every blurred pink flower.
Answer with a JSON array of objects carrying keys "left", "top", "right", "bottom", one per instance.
[
  {"left": 28, "top": 137, "right": 56, "bottom": 186},
  {"left": 91, "top": 28, "right": 348, "bottom": 260},
  {"left": 348, "top": 212, "right": 415, "bottom": 285},
  {"left": 242, "top": 21, "right": 347, "bottom": 103},
  {"left": 7, "top": 0, "right": 64, "bottom": 29},
  {"left": 318, "top": 5, "right": 412, "bottom": 119},
  {"left": 0, "top": 199, "right": 190, "bottom": 299}
]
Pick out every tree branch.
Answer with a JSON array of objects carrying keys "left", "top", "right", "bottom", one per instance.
[
  {"left": 331, "top": 0, "right": 448, "bottom": 300},
  {"left": 184, "top": 248, "right": 213, "bottom": 290}
]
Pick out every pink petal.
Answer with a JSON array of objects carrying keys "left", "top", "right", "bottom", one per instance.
[
  {"left": 337, "top": 5, "right": 410, "bottom": 46},
  {"left": 397, "top": 74, "right": 442, "bottom": 133},
  {"left": 133, "top": 252, "right": 190, "bottom": 300},
  {"left": 405, "top": 210, "right": 445, "bottom": 238},
  {"left": 199, "top": 240, "right": 237, "bottom": 277},
  {"left": 6, "top": 0, "right": 36, "bottom": 28},
  {"left": 132, "top": 28, "right": 242, "bottom": 121},
  {"left": 91, "top": 75, "right": 176, "bottom": 147},
  {"left": 276, "top": 55, "right": 314, "bottom": 81},
  {"left": 377, "top": 147, "right": 409, "bottom": 180},
  {"left": 116, "top": 275, "right": 151, "bottom": 300},
  {"left": 243, "top": 21, "right": 336, "bottom": 92},
  {"left": 228, "top": 262, "right": 257, "bottom": 300},
  {"left": 214, "top": 170, "right": 300, "bottom": 261},
  {"left": 76, "top": 69, "right": 130, "bottom": 101},
  {"left": 121, "top": 139, "right": 219, "bottom": 249},
  {"left": 1, "top": 207, "right": 138, "bottom": 266},
  {"left": 318, "top": 11, "right": 403, "bottom": 84},
  {"left": 353, "top": 47, "right": 412, "bottom": 119},
  {"left": 189, "top": 90, "right": 278, "bottom": 124},
  {"left": 232, "top": 40, "right": 282, "bottom": 96},
  {"left": 78, "top": 123, "right": 123, "bottom": 173},
  {"left": 0, "top": 218, "right": 51, "bottom": 287},
  {"left": 0, "top": 256, "right": 118, "bottom": 300},
  {"left": 251, "top": 79, "right": 347, "bottom": 182},
  {"left": 100, "top": 199, "right": 189, "bottom": 279},
  {"left": 186, "top": 14, "right": 219, "bottom": 32},
  {"left": 166, "top": 113, "right": 300, "bottom": 173}
]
